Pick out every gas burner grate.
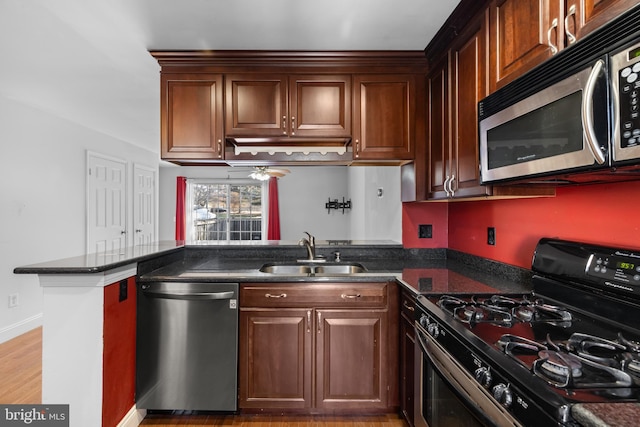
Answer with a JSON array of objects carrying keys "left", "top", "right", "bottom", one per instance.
[
  {"left": 497, "top": 332, "right": 640, "bottom": 389},
  {"left": 437, "top": 294, "right": 574, "bottom": 328}
]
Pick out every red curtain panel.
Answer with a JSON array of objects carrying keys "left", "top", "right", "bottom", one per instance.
[
  {"left": 267, "top": 177, "right": 281, "bottom": 240},
  {"left": 175, "top": 176, "right": 187, "bottom": 241}
]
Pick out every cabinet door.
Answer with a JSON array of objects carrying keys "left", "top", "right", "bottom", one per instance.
[
  {"left": 161, "top": 73, "right": 224, "bottom": 160},
  {"left": 353, "top": 75, "right": 416, "bottom": 160},
  {"left": 315, "top": 309, "right": 388, "bottom": 410},
  {"left": 290, "top": 75, "right": 351, "bottom": 137},
  {"left": 399, "top": 293, "right": 415, "bottom": 427},
  {"left": 239, "top": 309, "right": 312, "bottom": 409},
  {"left": 225, "top": 74, "right": 288, "bottom": 137},
  {"left": 427, "top": 57, "right": 451, "bottom": 199},
  {"left": 450, "top": 13, "right": 491, "bottom": 198},
  {"left": 489, "top": 0, "right": 561, "bottom": 92},
  {"left": 570, "top": 0, "right": 639, "bottom": 41}
]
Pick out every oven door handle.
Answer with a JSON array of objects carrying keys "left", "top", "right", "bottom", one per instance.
[
  {"left": 581, "top": 59, "right": 607, "bottom": 165},
  {"left": 414, "top": 323, "right": 523, "bottom": 427}
]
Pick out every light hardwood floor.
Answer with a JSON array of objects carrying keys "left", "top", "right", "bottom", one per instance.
[
  {"left": 0, "top": 327, "right": 42, "bottom": 404},
  {"left": 0, "top": 327, "right": 406, "bottom": 427}
]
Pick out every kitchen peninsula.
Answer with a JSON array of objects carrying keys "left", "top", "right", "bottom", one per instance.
[{"left": 14, "top": 240, "right": 532, "bottom": 427}]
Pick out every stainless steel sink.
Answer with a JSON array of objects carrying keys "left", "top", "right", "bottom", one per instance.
[
  {"left": 259, "top": 262, "right": 367, "bottom": 275},
  {"left": 259, "top": 264, "right": 314, "bottom": 274},
  {"left": 313, "top": 264, "right": 366, "bottom": 274}
]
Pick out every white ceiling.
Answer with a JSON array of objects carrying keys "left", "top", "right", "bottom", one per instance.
[{"left": 0, "top": 0, "right": 460, "bottom": 155}]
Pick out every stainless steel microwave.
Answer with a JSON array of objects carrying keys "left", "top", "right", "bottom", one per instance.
[{"left": 478, "top": 9, "right": 640, "bottom": 185}]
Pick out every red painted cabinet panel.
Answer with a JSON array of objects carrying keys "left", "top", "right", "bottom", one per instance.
[{"left": 103, "top": 277, "right": 136, "bottom": 427}]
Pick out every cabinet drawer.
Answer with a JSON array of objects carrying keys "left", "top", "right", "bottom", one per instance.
[
  {"left": 400, "top": 289, "right": 416, "bottom": 319},
  {"left": 241, "top": 282, "right": 388, "bottom": 308}
]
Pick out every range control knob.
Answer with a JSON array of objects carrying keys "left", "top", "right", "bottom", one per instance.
[
  {"left": 474, "top": 366, "right": 492, "bottom": 388},
  {"left": 492, "top": 383, "right": 513, "bottom": 408},
  {"left": 427, "top": 322, "right": 440, "bottom": 338},
  {"left": 419, "top": 314, "right": 430, "bottom": 328}
]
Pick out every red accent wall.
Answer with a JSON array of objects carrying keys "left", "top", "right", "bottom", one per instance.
[
  {"left": 402, "top": 202, "right": 448, "bottom": 248},
  {"left": 103, "top": 277, "right": 136, "bottom": 427},
  {"left": 403, "top": 181, "right": 640, "bottom": 269}
]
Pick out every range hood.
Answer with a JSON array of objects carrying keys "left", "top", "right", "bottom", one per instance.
[{"left": 224, "top": 137, "right": 353, "bottom": 165}]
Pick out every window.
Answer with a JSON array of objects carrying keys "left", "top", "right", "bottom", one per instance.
[{"left": 187, "top": 180, "right": 265, "bottom": 241}]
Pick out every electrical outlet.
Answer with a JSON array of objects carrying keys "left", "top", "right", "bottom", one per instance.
[
  {"left": 487, "top": 227, "right": 496, "bottom": 246},
  {"left": 8, "top": 293, "right": 18, "bottom": 308},
  {"left": 419, "top": 224, "right": 433, "bottom": 239},
  {"left": 119, "top": 280, "right": 128, "bottom": 302}
]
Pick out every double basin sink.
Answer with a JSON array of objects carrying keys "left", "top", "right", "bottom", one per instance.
[{"left": 260, "top": 262, "right": 367, "bottom": 276}]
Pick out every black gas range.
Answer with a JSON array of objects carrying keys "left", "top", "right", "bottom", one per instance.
[{"left": 414, "top": 238, "right": 640, "bottom": 427}]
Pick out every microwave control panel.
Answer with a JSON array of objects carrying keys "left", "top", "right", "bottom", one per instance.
[{"left": 612, "top": 41, "right": 640, "bottom": 154}]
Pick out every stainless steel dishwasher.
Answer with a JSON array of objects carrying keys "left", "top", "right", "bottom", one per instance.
[{"left": 136, "top": 282, "right": 239, "bottom": 411}]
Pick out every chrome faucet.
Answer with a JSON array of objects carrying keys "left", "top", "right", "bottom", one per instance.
[{"left": 299, "top": 231, "right": 322, "bottom": 261}]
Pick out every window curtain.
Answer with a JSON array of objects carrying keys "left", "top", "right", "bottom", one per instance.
[
  {"left": 175, "top": 176, "right": 187, "bottom": 241},
  {"left": 267, "top": 177, "right": 281, "bottom": 240}
]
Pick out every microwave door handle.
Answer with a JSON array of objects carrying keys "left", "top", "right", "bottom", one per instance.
[{"left": 581, "top": 59, "right": 607, "bottom": 165}]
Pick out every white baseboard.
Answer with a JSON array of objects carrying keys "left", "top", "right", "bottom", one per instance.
[
  {"left": 117, "top": 406, "right": 146, "bottom": 427},
  {"left": 0, "top": 313, "right": 43, "bottom": 344}
]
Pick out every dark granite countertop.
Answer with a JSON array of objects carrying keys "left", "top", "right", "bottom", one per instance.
[
  {"left": 138, "top": 245, "right": 533, "bottom": 296},
  {"left": 573, "top": 403, "right": 640, "bottom": 427},
  {"left": 13, "top": 241, "right": 184, "bottom": 274},
  {"left": 13, "top": 239, "right": 533, "bottom": 296}
]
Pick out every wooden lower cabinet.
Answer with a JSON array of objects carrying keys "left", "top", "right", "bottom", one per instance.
[
  {"left": 239, "top": 282, "right": 398, "bottom": 413},
  {"left": 399, "top": 290, "right": 416, "bottom": 427},
  {"left": 239, "top": 309, "right": 312, "bottom": 409},
  {"left": 316, "top": 309, "right": 388, "bottom": 410}
]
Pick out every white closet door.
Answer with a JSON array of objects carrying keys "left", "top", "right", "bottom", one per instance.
[
  {"left": 86, "top": 152, "right": 127, "bottom": 253},
  {"left": 133, "top": 164, "right": 156, "bottom": 246}
]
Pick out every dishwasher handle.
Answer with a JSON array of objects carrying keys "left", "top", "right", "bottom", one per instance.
[{"left": 142, "top": 287, "right": 235, "bottom": 301}]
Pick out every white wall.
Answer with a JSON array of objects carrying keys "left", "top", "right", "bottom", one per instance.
[
  {"left": 0, "top": 96, "right": 159, "bottom": 342},
  {"left": 348, "top": 166, "right": 402, "bottom": 241},
  {"left": 158, "top": 165, "right": 401, "bottom": 243},
  {"left": 0, "top": 2, "right": 161, "bottom": 342}
]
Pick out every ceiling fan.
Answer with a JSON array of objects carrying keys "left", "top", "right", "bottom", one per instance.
[{"left": 228, "top": 166, "right": 291, "bottom": 181}]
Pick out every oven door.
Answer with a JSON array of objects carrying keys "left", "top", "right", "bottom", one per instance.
[
  {"left": 479, "top": 58, "right": 610, "bottom": 184},
  {"left": 414, "top": 321, "right": 522, "bottom": 427}
]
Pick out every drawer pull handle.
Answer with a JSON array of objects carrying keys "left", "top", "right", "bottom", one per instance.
[
  {"left": 307, "top": 310, "right": 311, "bottom": 333},
  {"left": 265, "top": 293, "right": 287, "bottom": 298},
  {"left": 317, "top": 311, "right": 322, "bottom": 333},
  {"left": 403, "top": 300, "right": 415, "bottom": 311},
  {"left": 341, "top": 293, "right": 361, "bottom": 299}
]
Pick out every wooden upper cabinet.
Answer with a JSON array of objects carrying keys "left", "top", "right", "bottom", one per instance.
[
  {"left": 353, "top": 75, "right": 416, "bottom": 160},
  {"left": 161, "top": 73, "right": 224, "bottom": 161},
  {"left": 428, "top": 12, "right": 490, "bottom": 200},
  {"left": 568, "top": 0, "right": 640, "bottom": 41},
  {"left": 225, "top": 74, "right": 351, "bottom": 139},
  {"left": 489, "top": 0, "right": 560, "bottom": 92},
  {"left": 224, "top": 74, "right": 288, "bottom": 137},
  {"left": 489, "top": 0, "right": 638, "bottom": 92},
  {"left": 427, "top": 58, "right": 450, "bottom": 199},
  {"left": 290, "top": 75, "right": 351, "bottom": 137},
  {"left": 450, "top": 14, "right": 490, "bottom": 198}
]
